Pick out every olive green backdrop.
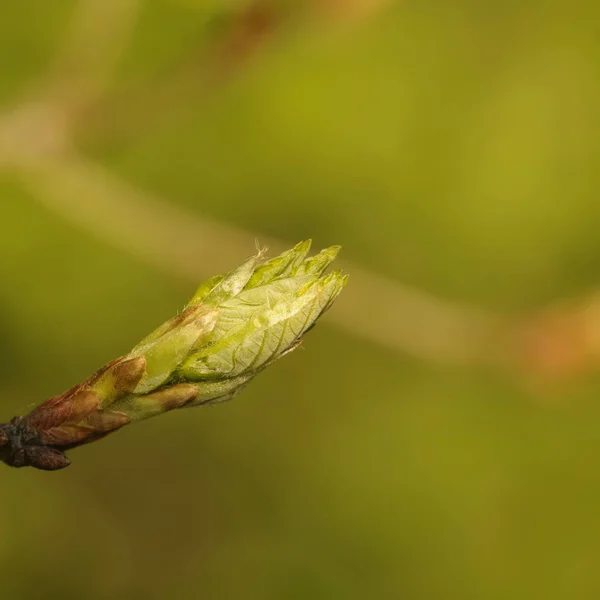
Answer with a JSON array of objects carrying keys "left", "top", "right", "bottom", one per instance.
[{"left": 2, "top": 1, "right": 600, "bottom": 599}]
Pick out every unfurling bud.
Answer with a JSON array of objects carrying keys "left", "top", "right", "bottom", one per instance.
[
  {"left": 0, "top": 241, "right": 347, "bottom": 470},
  {"left": 117, "top": 240, "right": 347, "bottom": 415}
]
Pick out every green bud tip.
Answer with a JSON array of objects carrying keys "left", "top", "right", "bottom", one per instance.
[{"left": 123, "top": 240, "right": 348, "bottom": 411}]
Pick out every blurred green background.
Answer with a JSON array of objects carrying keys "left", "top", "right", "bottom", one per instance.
[{"left": 2, "top": 1, "right": 600, "bottom": 598}]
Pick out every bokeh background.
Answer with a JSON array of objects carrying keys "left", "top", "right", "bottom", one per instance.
[{"left": 2, "top": 1, "right": 600, "bottom": 598}]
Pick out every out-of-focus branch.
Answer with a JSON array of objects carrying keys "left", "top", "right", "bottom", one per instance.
[
  {"left": 0, "top": 100, "right": 595, "bottom": 374},
  {"left": 8, "top": 151, "right": 502, "bottom": 366},
  {"left": 10, "top": 139, "right": 600, "bottom": 378},
  {"left": 80, "top": 0, "right": 285, "bottom": 144},
  {"left": 78, "top": 0, "right": 399, "bottom": 146}
]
